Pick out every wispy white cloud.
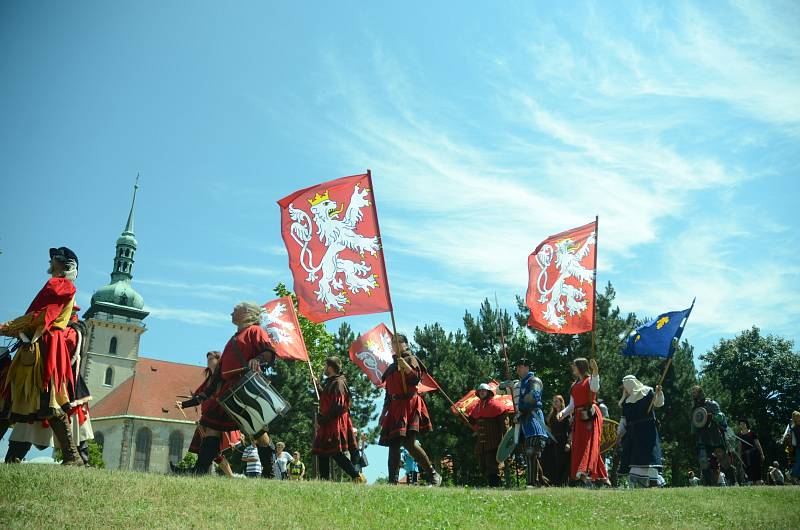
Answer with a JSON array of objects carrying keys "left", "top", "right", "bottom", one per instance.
[
  {"left": 144, "top": 305, "right": 230, "bottom": 326},
  {"left": 135, "top": 278, "right": 252, "bottom": 301},
  {"left": 158, "top": 259, "right": 277, "bottom": 278},
  {"left": 273, "top": 1, "right": 799, "bottom": 346}
]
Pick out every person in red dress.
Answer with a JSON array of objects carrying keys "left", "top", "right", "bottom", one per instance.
[
  {"left": 1, "top": 247, "right": 82, "bottom": 465},
  {"left": 557, "top": 357, "right": 608, "bottom": 486},
  {"left": 378, "top": 334, "right": 442, "bottom": 486},
  {"left": 312, "top": 356, "right": 365, "bottom": 483},
  {"left": 175, "top": 351, "right": 242, "bottom": 477},
  {"left": 178, "top": 302, "right": 277, "bottom": 476}
]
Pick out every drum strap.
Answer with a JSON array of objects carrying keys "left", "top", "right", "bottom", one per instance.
[{"left": 229, "top": 334, "right": 249, "bottom": 370}]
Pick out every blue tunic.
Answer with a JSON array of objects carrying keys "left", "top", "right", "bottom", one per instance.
[
  {"left": 619, "top": 389, "right": 662, "bottom": 474},
  {"left": 517, "top": 372, "right": 548, "bottom": 440}
]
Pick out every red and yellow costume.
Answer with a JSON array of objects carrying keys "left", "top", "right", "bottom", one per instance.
[
  {"left": 378, "top": 354, "right": 432, "bottom": 445},
  {"left": 2, "top": 277, "right": 76, "bottom": 421},
  {"left": 313, "top": 373, "right": 357, "bottom": 456},
  {"left": 568, "top": 376, "right": 608, "bottom": 481}
]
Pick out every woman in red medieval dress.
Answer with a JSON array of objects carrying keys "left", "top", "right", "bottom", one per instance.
[{"left": 557, "top": 357, "right": 609, "bottom": 487}]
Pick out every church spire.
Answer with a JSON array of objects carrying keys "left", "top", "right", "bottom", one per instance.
[
  {"left": 123, "top": 174, "right": 139, "bottom": 235},
  {"left": 110, "top": 177, "right": 140, "bottom": 283}
]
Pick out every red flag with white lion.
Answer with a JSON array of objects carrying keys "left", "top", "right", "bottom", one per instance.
[
  {"left": 526, "top": 220, "right": 597, "bottom": 334},
  {"left": 278, "top": 172, "right": 392, "bottom": 323},
  {"left": 261, "top": 296, "right": 309, "bottom": 361},
  {"left": 349, "top": 323, "right": 438, "bottom": 392}
]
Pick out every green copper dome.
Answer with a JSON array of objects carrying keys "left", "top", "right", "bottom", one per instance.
[
  {"left": 87, "top": 177, "right": 148, "bottom": 316},
  {"left": 91, "top": 280, "right": 145, "bottom": 310}
]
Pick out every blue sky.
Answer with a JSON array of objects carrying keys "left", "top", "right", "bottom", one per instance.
[{"left": 2, "top": 1, "right": 798, "bottom": 477}]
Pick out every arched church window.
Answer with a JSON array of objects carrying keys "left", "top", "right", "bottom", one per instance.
[
  {"left": 133, "top": 428, "right": 152, "bottom": 471},
  {"left": 168, "top": 431, "right": 184, "bottom": 465},
  {"left": 109, "top": 337, "right": 118, "bottom": 354},
  {"left": 104, "top": 367, "right": 114, "bottom": 386}
]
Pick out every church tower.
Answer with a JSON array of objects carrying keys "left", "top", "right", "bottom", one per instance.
[{"left": 83, "top": 179, "right": 149, "bottom": 403}]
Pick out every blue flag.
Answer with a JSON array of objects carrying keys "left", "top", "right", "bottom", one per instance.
[{"left": 622, "top": 300, "right": 695, "bottom": 358}]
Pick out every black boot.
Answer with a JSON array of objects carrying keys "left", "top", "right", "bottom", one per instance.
[
  {"left": 388, "top": 466, "right": 400, "bottom": 485},
  {"left": 77, "top": 441, "right": 90, "bottom": 466},
  {"left": 0, "top": 419, "right": 9, "bottom": 442},
  {"left": 192, "top": 436, "right": 221, "bottom": 475},
  {"left": 5, "top": 440, "right": 32, "bottom": 463},
  {"left": 49, "top": 413, "right": 82, "bottom": 466},
  {"left": 318, "top": 455, "right": 331, "bottom": 480},
  {"left": 257, "top": 445, "right": 275, "bottom": 479},
  {"left": 488, "top": 473, "right": 501, "bottom": 488}
]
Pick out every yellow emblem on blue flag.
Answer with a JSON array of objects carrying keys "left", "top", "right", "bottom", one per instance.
[{"left": 622, "top": 300, "right": 695, "bottom": 359}]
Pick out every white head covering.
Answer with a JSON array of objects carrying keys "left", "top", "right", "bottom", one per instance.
[{"left": 620, "top": 375, "right": 652, "bottom": 405}]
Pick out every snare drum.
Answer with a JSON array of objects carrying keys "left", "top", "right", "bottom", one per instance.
[{"left": 219, "top": 371, "right": 291, "bottom": 437}]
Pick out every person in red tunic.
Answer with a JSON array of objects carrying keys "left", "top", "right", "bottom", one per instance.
[
  {"left": 557, "top": 357, "right": 608, "bottom": 486},
  {"left": 1, "top": 247, "right": 82, "bottom": 465},
  {"left": 378, "top": 334, "right": 442, "bottom": 486},
  {"left": 175, "top": 351, "right": 241, "bottom": 477},
  {"left": 312, "top": 356, "right": 365, "bottom": 483},
  {"left": 178, "top": 302, "right": 277, "bottom": 476},
  {"left": 469, "top": 383, "right": 510, "bottom": 487}
]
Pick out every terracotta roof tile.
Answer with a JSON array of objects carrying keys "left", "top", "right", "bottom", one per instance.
[{"left": 91, "top": 357, "right": 205, "bottom": 422}]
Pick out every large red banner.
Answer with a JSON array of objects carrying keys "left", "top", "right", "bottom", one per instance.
[
  {"left": 278, "top": 172, "right": 392, "bottom": 323},
  {"left": 526, "top": 220, "right": 597, "bottom": 334},
  {"left": 261, "top": 296, "right": 309, "bottom": 361},
  {"left": 349, "top": 323, "right": 437, "bottom": 392}
]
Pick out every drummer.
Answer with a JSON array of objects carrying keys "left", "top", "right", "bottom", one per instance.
[{"left": 178, "top": 302, "right": 277, "bottom": 476}]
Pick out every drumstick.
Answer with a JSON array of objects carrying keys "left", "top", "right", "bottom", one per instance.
[
  {"left": 223, "top": 366, "right": 247, "bottom": 376},
  {"left": 177, "top": 406, "right": 188, "bottom": 421}
]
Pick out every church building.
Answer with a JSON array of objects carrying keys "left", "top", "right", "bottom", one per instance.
[{"left": 82, "top": 182, "right": 204, "bottom": 473}]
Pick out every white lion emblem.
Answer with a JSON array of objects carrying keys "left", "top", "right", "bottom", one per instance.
[
  {"left": 356, "top": 332, "right": 394, "bottom": 381},
  {"left": 534, "top": 232, "right": 596, "bottom": 328},
  {"left": 262, "top": 302, "right": 295, "bottom": 344},
  {"left": 287, "top": 185, "right": 380, "bottom": 312}
]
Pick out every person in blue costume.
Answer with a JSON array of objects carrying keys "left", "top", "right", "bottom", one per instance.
[
  {"left": 515, "top": 358, "right": 549, "bottom": 487},
  {"left": 617, "top": 375, "right": 665, "bottom": 488}
]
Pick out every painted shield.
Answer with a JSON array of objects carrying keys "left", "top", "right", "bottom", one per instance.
[
  {"left": 495, "top": 428, "right": 517, "bottom": 464},
  {"left": 692, "top": 407, "right": 709, "bottom": 429},
  {"left": 600, "top": 418, "right": 619, "bottom": 454}
]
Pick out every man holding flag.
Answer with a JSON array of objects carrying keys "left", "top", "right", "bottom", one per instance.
[{"left": 378, "top": 334, "right": 442, "bottom": 486}]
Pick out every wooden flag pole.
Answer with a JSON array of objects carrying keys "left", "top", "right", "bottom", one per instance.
[
  {"left": 307, "top": 358, "right": 320, "bottom": 400},
  {"left": 368, "top": 169, "right": 465, "bottom": 427},
  {"left": 368, "top": 169, "right": 407, "bottom": 394},
  {"left": 495, "top": 292, "right": 512, "bottom": 382},
  {"left": 590, "top": 215, "right": 599, "bottom": 359},
  {"left": 646, "top": 357, "right": 672, "bottom": 415}
]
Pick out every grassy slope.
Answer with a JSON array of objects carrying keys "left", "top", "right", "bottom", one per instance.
[{"left": 2, "top": 466, "right": 799, "bottom": 529}]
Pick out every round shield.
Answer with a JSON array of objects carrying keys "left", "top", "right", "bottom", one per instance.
[
  {"left": 692, "top": 407, "right": 709, "bottom": 429},
  {"left": 496, "top": 428, "right": 517, "bottom": 463},
  {"left": 600, "top": 418, "right": 619, "bottom": 454}
]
